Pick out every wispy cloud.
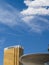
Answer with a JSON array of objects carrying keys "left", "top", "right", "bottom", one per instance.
[
  {"left": 0, "top": 2, "right": 22, "bottom": 27},
  {"left": 0, "top": 2, "right": 30, "bottom": 34},
  {"left": 0, "top": 1, "right": 49, "bottom": 33},
  {"left": 20, "top": 0, "right": 49, "bottom": 33}
]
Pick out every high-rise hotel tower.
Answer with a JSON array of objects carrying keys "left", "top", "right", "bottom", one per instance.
[{"left": 4, "top": 45, "right": 23, "bottom": 65}]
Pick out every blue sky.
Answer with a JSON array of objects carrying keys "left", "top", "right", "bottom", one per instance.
[{"left": 0, "top": 0, "right": 49, "bottom": 65}]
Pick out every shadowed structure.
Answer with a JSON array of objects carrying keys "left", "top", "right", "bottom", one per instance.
[{"left": 20, "top": 53, "right": 49, "bottom": 65}]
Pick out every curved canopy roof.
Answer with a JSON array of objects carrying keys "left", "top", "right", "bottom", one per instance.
[{"left": 20, "top": 53, "right": 49, "bottom": 64}]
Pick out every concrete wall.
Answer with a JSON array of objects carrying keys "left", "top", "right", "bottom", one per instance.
[
  {"left": 4, "top": 47, "right": 23, "bottom": 65},
  {"left": 4, "top": 48, "right": 14, "bottom": 65}
]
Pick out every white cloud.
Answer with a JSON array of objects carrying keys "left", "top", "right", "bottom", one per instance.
[
  {"left": 0, "top": 1, "right": 49, "bottom": 33},
  {"left": 24, "top": 0, "right": 49, "bottom": 7},
  {"left": 21, "top": 0, "right": 49, "bottom": 15},
  {"left": 21, "top": 7, "right": 49, "bottom": 15},
  {"left": 20, "top": 0, "right": 49, "bottom": 33}
]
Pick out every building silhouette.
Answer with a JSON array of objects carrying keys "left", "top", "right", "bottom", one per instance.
[{"left": 4, "top": 45, "right": 23, "bottom": 65}]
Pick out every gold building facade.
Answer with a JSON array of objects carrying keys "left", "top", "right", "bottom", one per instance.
[{"left": 4, "top": 45, "right": 23, "bottom": 65}]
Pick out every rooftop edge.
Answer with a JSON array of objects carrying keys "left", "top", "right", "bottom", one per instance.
[{"left": 4, "top": 45, "right": 24, "bottom": 50}]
